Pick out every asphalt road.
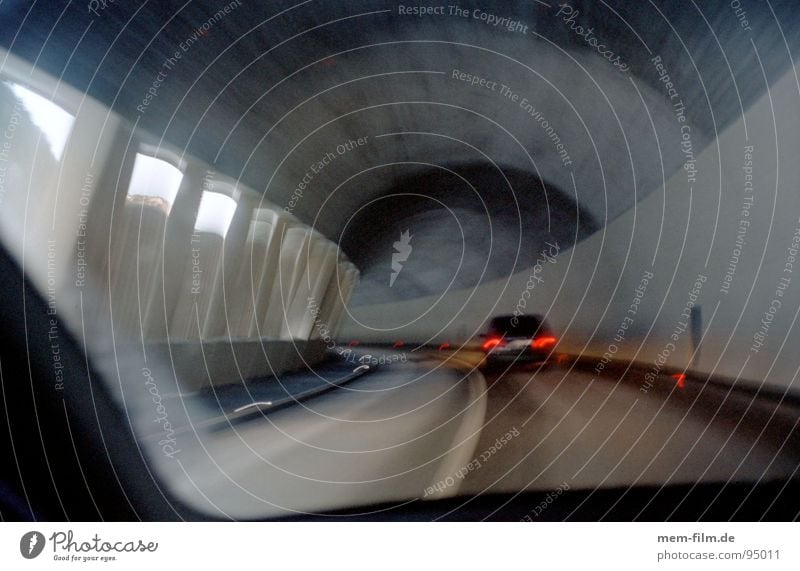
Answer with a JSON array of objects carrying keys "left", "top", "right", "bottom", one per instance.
[{"left": 456, "top": 361, "right": 800, "bottom": 497}]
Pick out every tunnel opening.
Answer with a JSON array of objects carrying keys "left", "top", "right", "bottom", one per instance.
[{"left": 337, "top": 164, "right": 597, "bottom": 306}]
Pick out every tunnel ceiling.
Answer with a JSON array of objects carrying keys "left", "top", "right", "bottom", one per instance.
[{"left": 2, "top": 0, "right": 799, "bottom": 302}]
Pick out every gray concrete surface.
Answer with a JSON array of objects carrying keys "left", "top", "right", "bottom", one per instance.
[{"left": 459, "top": 363, "right": 800, "bottom": 496}]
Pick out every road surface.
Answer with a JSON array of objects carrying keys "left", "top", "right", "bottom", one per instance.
[{"left": 455, "top": 360, "right": 800, "bottom": 498}]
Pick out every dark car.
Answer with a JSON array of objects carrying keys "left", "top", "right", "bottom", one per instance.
[{"left": 481, "top": 315, "right": 557, "bottom": 363}]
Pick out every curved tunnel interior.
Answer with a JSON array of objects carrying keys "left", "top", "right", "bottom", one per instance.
[
  {"left": 1, "top": 0, "right": 798, "bottom": 353},
  {"left": 3, "top": 0, "right": 800, "bottom": 522}
]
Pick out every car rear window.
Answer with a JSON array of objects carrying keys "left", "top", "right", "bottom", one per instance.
[{"left": 488, "top": 315, "right": 544, "bottom": 337}]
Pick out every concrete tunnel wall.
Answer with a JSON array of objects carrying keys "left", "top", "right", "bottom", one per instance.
[
  {"left": 0, "top": 49, "right": 359, "bottom": 356},
  {"left": 341, "top": 62, "right": 800, "bottom": 393}
]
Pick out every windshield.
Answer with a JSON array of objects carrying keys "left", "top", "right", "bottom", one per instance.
[{"left": 0, "top": 0, "right": 799, "bottom": 526}]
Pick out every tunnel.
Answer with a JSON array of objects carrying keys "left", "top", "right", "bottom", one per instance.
[{"left": 1, "top": 1, "right": 800, "bottom": 523}]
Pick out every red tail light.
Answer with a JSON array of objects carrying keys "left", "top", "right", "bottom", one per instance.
[
  {"left": 392, "top": 340, "right": 405, "bottom": 348},
  {"left": 482, "top": 337, "right": 503, "bottom": 351},
  {"left": 531, "top": 336, "right": 557, "bottom": 350},
  {"left": 671, "top": 373, "right": 687, "bottom": 388}
]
